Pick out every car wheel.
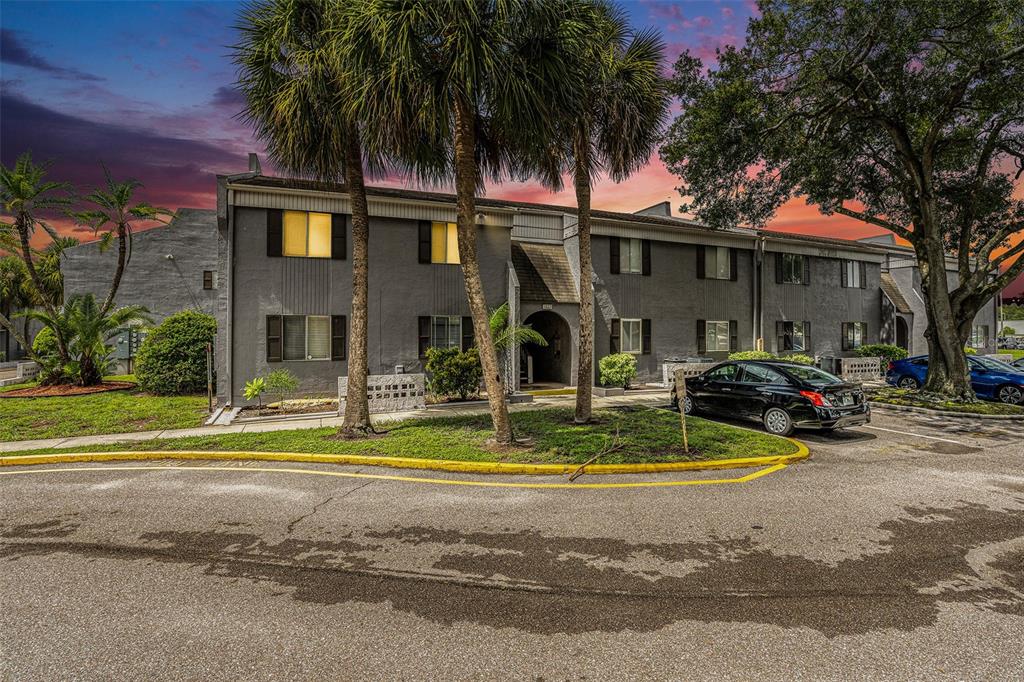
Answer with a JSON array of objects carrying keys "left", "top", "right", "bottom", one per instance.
[
  {"left": 997, "top": 384, "right": 1024, "bottom": 405},
  {"left": 683, "top": 394, "right": 695, "bottom": 415},
  {"left": 897, "top": 375, "right": 920, "bottom": 390},
  {"left": 762, "top": 407, "right": 794, "bottom": 436}
]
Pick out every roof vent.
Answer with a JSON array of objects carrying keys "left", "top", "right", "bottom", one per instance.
[{"left": 248, "top": 153, "right": 262, "bottom": 174}]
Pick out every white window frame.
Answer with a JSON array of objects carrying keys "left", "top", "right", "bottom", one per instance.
[
  {"left": 971, "top": 325, "right": 989, "bottom": 348},
  {"left": 620, "top": 238, "right": 643, "bottom": 274},
  {"left": 844, "top": 260, "right": 861, "bottom": 288},
  {"left": 781, "top": 253, "right": 804, "bottom": 284},
  {"left": 705, "top": 320, "right": 731, "bottom": 352},
  {"left": 283, "top": 210, "right": 332, "bottom": 258},
  {"left": 620, "top": 318, "right": 643, "bottom": 354},
  {"left": 430, "top": 315, "right": 462, "bottom": 350},
  {"left": 283, "top": 315, "right": 331, "bottom": 361},
  {"left": 705, "top": 247, "right": 731, "bottom": 280},
  {"left": 431, "top": 222, "right": 460, "bottom": 264}
]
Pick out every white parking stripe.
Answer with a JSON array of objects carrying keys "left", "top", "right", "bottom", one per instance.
[{"left": 861, "top": 424, "right": 965, "bottom": 445}]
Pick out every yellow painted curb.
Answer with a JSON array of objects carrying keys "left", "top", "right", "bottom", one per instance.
[{"left": 0, "top": 439, "right": 808, "bottom": 476}]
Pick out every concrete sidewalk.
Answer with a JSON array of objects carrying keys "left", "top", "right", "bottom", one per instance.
[{"left": 0, "top": 391, "right": 667, "bottom": 453}]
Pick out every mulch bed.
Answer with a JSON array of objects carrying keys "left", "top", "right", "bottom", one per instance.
[{"left": 0, "top": 381, "right": 136, "bottom": 398}]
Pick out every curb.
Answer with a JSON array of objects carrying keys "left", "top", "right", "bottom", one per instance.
[
  {"left": 868, "top": 400, "right": 1024, "bottom": 421},
  {"left": 0, "top": 441, "right": 809, "bottom": 476}
]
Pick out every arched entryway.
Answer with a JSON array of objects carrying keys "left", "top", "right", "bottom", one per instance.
[
  {"left": 895, "top": 317, "right": 909, "bottom": 351},
  {"left": 522, "top": 310, "right": 572, "bottom": 385}
]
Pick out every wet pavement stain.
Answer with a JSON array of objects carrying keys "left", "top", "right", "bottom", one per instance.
[
  {"left": 1, "top": 516, "right": 80, "bottom": 539},
  {"left": 2, "top": 503, "right": 1022, "bottom": 637}
]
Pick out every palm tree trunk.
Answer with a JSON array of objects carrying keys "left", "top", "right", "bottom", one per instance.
[
  {"left": 453, "top": 97, "right": 513, "bottom": 444},
  {"left": 22, "top": 315, "right": 30, "bottom": 355},
  {"left": 341, "top": 131, "right": 372, "bottom": 434},
  {"left": 573, "top": 141, "right": 594, "bottom": 424},
  {"left": 15, "top": 212, "right": 69, "bottom": 363},
  {"left": 101, "top": 223, "right": 127, "bottom": 316}
]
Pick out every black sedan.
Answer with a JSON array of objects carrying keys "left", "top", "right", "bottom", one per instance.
[{"left": 671, "top": 360, "right": 870, "bottom": 436}]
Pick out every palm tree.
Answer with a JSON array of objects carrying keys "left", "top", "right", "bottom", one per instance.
[
  {"left": 340, "top": 0, "right": 584, "bottom": 443},
  {"left": 235, "top": 0, "right": 382, "bottom": 435},
  {"left": 489, "top": 302, "right": 547, "bottom": 353},
  {"left": 35, "top": 236, "right": 79, "bottom": 307},
  {"left": 0, "top": 153, "right": 72, "bottom": 360},
  {"left": 20, "top": 294, "right": 151, "bottom": 386},
  {"left": 72, "top": 166, "right": 172, "bottom": 316},
  {"left": 0, "top": 256, "right": 35, "bottom": 354},
  {"left": 538, "top": 5, "right": 669, "bottom": 423}
]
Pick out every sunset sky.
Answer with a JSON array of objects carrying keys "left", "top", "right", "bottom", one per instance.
[{"left": 1, "top": 0, "right": 1021, "bottom": 296}]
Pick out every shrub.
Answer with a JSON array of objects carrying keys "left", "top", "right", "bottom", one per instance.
[
  {"left": 265, "top": 368, "right": 299, "bottom": 405},
  {"left": 964, "top": 346, "right": 977, "bottom": 355},
  {"left": 856, "top": 343, "right": 908, "bottom": 362},
  {"left": 244, "top": 376, "right": 266, "bottom": 409},
  {"left": 784, "top": 353, "right": 815, "bottom": 366},
  {"left": 728, "top": 350, "right": 776, "bottom": 361},
  {"left": 135, "top": 310, "right": 217, "bottom": 395},
  {"left": 599, "top": 353, "right": 637, "bottom": 388},
  {"left": 425, "top": 346, "right": 483, "bottom": 400},
  {"left": 31, "top": 326, "right": 67, "bottom": 385}
]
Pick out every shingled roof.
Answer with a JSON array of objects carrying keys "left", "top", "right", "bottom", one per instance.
[
  {"left": 880, "top": 272, "right": 913, "bottom": 314},
  {"left": 511, "top": 242, "right": 578, "bottom": 304}
]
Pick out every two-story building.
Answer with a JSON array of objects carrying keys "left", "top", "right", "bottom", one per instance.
[{"left": 213, "top": 167, "right": 998, "bottom": 404}]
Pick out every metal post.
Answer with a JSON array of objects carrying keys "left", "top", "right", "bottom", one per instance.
[{"left": 206, "top": 342, "right": 213, "bottom": 413}]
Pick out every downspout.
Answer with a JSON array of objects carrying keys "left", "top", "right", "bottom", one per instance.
[{"left": 754, "top": 236, "right": 765, "bottom": 349}]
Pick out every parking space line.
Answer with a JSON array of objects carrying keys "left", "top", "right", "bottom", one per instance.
[{"left": 860, "top": 424, "right": 964, "bottom": 445}]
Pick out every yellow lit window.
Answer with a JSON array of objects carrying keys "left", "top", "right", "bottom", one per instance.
[
  {"left": 431, "top": 221, "right": 459, "bottom": 264},
  {"left": 283, "top": 210, "right": 332, "bottom": 258}
]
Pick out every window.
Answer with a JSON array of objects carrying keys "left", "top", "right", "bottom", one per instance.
[
  {"left": 742, "top": 364, "right": 788, "bottom": 384},
  {"left": 283, "top": 210, "right": 332, "bottom": 258},
  {"left": 620, "top": 238, "right": 643, "bottom": 274},
  {"left": 843, "top": 260, "right": 864, "bottom": 288},
  {"left": 430, "top": 316, "right": 462, "bottom": 349},
  {"left": 203, "top": 270, "right": 216, "bottom": 290},
  {"left": 780, "top": 253, "right": 806, "bottom": 284},
  {"left": 704, "top": 246, "right": 732, "bottom": 280},
  {"left": 621, "top": 318, "right": 643, "bottom": 353},
  {"left": 706, "top": 364, "right": 739, "bottom": 382},
  {"left": 282, "top": 315, "right": 331, "bottom": 360},
  {"left": 705, "top": 320, "right": 731, "bottom": 352},
  {"left": 970, "top": 325, "right": 989, "bottom": 348},
  {"left": 842, "top": 322, "right": 867, "bottom": 350},
  {"left": 431, "top": 222, "right": 460, "bottom": 264},
  {"left": 777, "top": 321, "right": 809, "bottom": 352}
]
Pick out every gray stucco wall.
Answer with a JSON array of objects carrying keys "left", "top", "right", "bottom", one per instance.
[
  {"left": 63, "top": 208, "right": 219, "bottom": 321},
  {"left": 591, "top": 236, "right": 757, "bottom": 383},
  {"left": 761, "top": 254, "right": 882, "bottom": 357},
  {"left": 224, "top": 206, "right": 511, "bottom": 403}
]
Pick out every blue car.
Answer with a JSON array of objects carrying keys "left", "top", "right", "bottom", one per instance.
[{"left": 886, "top": 355, "right": 1024, "bottom": 405}]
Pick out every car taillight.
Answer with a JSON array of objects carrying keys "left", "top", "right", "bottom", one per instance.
[
  {"left": 888, "top": 361, "right": 896, "bottom": 371},
  {"left": 800, "top": 390, "right": 828, "bottom": 407}
]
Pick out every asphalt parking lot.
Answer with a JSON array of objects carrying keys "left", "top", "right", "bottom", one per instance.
[{"left": 2, "top": 409, "right": 1023, "bottom": 681}]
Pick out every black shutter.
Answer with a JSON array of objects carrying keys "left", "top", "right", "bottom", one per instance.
[
  {"left": 610, "top": 237, "right": 620, "bottom": 274},
  {"left": 841, "top": 260, "right": 849, "bottom": 288},
  {"left": 266, "top": 315, "right": 282, "bottom": 362},
  {"left": 729, "top": 320, "right": 738, "bottom": 352},
  {"left": 331, "top": 315, "right": 346, "bottom": 360},
  {"left": 697, "top": 320, "right": 707, "bottom": 354},
  {"left": 331, "top": 214, "right": 347, "bottom": 260},
  {"left": 803, "top": 321, "right": 811, "bottom": 353},
  {"left": 729, "top": 248, "right": 738, "bottom": 281},
  {"left": 641, "top": 319, "right": 651, "bottom": 355},
  {"left": 803, "top": 255, "right": 811, "bottom": 285},
  {"left": 696, "top": 245, "right": 706, "bottom": 279},
  {"left": 418, "top": 316, "right": 431, "bottom": 357},
  {"left": 641, "top": 240, "right": 651, "bottom": 276},
  {"left": 775, "top": 252, "right": 783, "bottom": 284},
  {"left": 418, "top": 221, "right": 431, "bottom": 263},
  {"left": 461, "top": 316, "right": 474, "bottom": 351},
  {"left": 267, "top": 209, "right": 283, "bottom": 257},
  {"left": 776, "top": 321, "right": 785, "bottom": 353},
  {"left": 859, "top": 261, "right": 867, "bottom": 289},
  {"left": 861, "top": 322, "right": 867, "bottom": 345},
  {"left": 610, "top": 318, "right": 620, "bottom": 353},
  {"left": 841, "top": 323, "right": 850, "bottom": 351}
]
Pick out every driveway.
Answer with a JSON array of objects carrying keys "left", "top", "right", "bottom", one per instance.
[{"left": 2, "top": 410, "right": 1023, "bottom": 680}]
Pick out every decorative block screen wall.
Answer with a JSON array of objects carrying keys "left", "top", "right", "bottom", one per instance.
[
  {"left": 338, "top": 374, "right": 426, "bottom": 415},
  {"left": 662, "top": 362, "right": 719, "bottom": 386},
  {"left": 839, "top": 357, "right": 882, "bottom": 382}
]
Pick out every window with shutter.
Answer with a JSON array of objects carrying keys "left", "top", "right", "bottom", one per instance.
[
  {"left": 619, "top": 238, "right": 643, "bottom": 274},
  {"left": 641, "top": 319, "right": 651, "bottom": 355},
  {"left": 430, "top": 222, "right": 460, "bottom": 263},
  {"left": 704, "top": 321, "right": 731, "bottom": 352},
  {"left": 620, "top": 319, "right": 642, "bottom": 353},
  {"left": 610, "top": 318, "right": 620, "bottom": 353},
  {"left": 281, "top": 211, "right": 333, "bottom": 258},
  {"left": 703, "top": 246, "right": 732, "bottom": 280},
  {"left": 266, "top": 315, "right": 282, "bottom": 362}
]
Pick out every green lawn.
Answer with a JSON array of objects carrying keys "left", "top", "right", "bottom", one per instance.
[
  {"left": 1008, "top": 349, "right": 1024, "bottom": 361},
  {"left": 0, "top": 375, "right": 209, "bottom": 442},
  {"left": 0, "top": 407, "right": 797, "bottom": 464},
  {"left": 870, "top": 388, "right": 1024, "bottom": 415}
]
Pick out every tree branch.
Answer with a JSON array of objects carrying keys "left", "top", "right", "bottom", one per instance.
[{"left": 834, "top": 204, "right": 913, "bottom": 241}]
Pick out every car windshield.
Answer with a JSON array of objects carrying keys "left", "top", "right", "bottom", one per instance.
[
  {"left": 779, "top": 364, "right": 841, "bottom": 386},
  {"left": 970, "top": 356, "right": 1018, "bottom": 372}
]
